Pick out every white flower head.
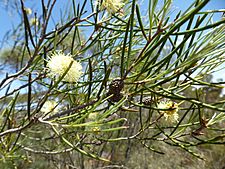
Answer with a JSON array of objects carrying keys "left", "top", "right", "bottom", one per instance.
[
  {"left": 88, "top": 112, "right": 98, "bottom": 121},
  {"left": 30, "top": 18, "right": 39, "bottom": 26},
  {"left": 157, "top": 100, "right": 179, "bottom": 123},
  {"left": 24, "top": 7, "right": 32, "bottom": 15},
  {"left": 97, "top": 0, "right": 124, "bottom": 14},
  {"left": 47, "top": 51, "right": 83, "bottom": 83},
  {"left": 41, "top": 100, "right": 58, "bottom": 114}
]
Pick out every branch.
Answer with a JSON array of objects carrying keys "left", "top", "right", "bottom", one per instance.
[{"left": 0, "top": 117, "right": 37, "bottom": 138}]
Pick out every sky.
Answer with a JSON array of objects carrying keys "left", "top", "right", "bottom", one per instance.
[
  {"left": 0, "top": 0, "right": 224, "bottom": 94},
  {"left": 0, "top": 0, "right": 225, "bottom": 42}
]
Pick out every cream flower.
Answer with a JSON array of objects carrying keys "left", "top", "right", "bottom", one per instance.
[
  {"left": 41, "top": 100, "right": 58, "bottom": 114},
  {"left": 24, "top": 8, "right": 32, "bottom": 15},
  {"left": 47, "top": 51, "right": 82, "bottom": 83},
  {"left": 30, "top": 18, "right": 39, "bottom": 26},
  {"left": 98, "top": 0, "right": 124, "bottom": 14},
  {"left": 88, "top": 112, "right": 98, "bottom": 121},
  {"left": 157, "top": 100, "right": 179, "bottom": 122}
]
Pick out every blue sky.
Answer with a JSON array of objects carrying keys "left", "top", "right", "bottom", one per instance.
[
  {"left": 0, "top": 0, "right": 224, "bottom": 42},
  {"left": 0, "top": 0, "right": 224, "bottom": 75},
  {"left": 0, "top": 0, "right": 224, "bottom": 96},
  {"left": 0, "top": 0, "right": 224, "bottom": 71}
]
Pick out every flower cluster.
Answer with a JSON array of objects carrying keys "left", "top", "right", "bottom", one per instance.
[
  {"left": 47, "top": 51, "right": 82, "bottom": 83},
  {"left": 88, "top": 112, "right": 99, "bottom": 121},
  {"left": 98, "top": 0, "right": 124, "bottom": 14},
  {"left": 24, "top": 7, "right": 32, "bottom": 15},
  {"left": 30, "top": 18, "right": 39, "bottom": 26},
  {"left": 41, "top": 100, "right": 58, "bottom": 114},
  {"left": 157, "top": 100, "right": 179, "bottom": 123}
]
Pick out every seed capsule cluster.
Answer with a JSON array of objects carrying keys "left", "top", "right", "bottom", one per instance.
[
  {"left": 143, "top": 97, "right": 153, "bottom": 105},
  {"left": 107, "top": 78, "right": 124, "bottom": 102}
]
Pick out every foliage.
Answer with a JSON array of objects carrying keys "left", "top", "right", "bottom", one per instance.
[{"left": 0, "top": 0, "right": 225, "bottom": 168}]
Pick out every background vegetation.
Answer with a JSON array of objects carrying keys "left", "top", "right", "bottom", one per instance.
[{"left": 0, "top": 0, "right": 225, "bottom": 168}]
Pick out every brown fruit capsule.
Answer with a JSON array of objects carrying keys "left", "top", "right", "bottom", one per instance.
[
  {"left": 109, "top": 78, "right": 124, "bottom": 93},
  {"left": 143, "top": 97, "right": 153, "bottom": 105},
  {"left": 107, "top": 91, "right": 123, "bottom": 102}
]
